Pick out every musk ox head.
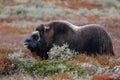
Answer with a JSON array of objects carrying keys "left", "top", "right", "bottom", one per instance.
[
  {"left": 24, "top": 30, "right": 40, "bottom": 52},
  {"left": 24, "top": 24, "right": 54, "bottom": 53}
]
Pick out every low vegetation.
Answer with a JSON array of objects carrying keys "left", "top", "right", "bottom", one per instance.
[
  {"left": 0, "top": 44, "right": 120, "bottom": 79},
  {"left": 22, "top": 60, "right": 85, "bottom": 76},
  {"left": 48, "top": 44, "right": 77, "bottom": 60}
]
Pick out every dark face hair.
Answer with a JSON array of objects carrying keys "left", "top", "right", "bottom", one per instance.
[{"left": 24, "top": 31, "right": 42, "bottom": 52}]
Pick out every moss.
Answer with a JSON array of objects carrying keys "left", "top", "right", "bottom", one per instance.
[{"left": 65, "top": 63, "right": 85, "bottom": 75}]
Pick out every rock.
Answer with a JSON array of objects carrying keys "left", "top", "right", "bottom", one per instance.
[
  {"left": 111, "top": 66, "right": 120, "bottom": 73},
  {"left": 80, "top": 63, "right": 97, "bottom": 75}
]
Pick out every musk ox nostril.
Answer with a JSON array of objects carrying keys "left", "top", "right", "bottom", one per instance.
[
  {"left": 24, "top": 39, "right": 31, "bottom": 47},
  {"left": 25, "top": 39, "right": 31, "bottom": 43}
]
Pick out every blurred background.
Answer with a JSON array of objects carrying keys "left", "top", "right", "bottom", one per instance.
[{"left": 0, "top": 0, "right": 120, "bottom": 55}]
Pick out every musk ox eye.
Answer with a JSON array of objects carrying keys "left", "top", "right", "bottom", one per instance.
[
  {"left": 31, "top": 31, "right": 41, "bottom": 41},
  {"left": 33, "top": 35, "right": 39, "bottom": 40},
  {"left": 32, "top": 34, "right": 40, "bottom": 41}
]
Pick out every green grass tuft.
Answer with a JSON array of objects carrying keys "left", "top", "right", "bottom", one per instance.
[{"left": 22, "top": 60, "right": 85, "bottom": 76}]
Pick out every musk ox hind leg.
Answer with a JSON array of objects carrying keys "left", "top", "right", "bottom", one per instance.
[
  {"left": 103, "top": 38, "right": 114, "bottom": 56},
  {"left": 98, "top": 30, "right": 115, "bottom": 56}
]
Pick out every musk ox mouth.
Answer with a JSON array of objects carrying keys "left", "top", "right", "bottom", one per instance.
[
  {"left": 24, "top": 42, "right": 36, "bottom": 52},
  {"left": 24, "top": 42, "right": 29, "bottom": 48}
]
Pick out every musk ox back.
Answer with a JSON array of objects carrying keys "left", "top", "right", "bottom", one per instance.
[{"left": 24, "top": 20, "right": 114, "bottom": 59}]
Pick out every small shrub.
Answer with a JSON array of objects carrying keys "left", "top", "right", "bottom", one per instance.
[
  {"left": 0, "top": 54, "right": 17, "bottom": 75},
  {"left": 109, "top": 61, "right": 120, "bottom": 69},
  {"left": 95, "top": 55, "right": 110, "bottom": 66},
  {"left": 76, "top": 54, "right": 88, "bottom": 63},
  {"left": 48, "top": 44, "right": 78, "bottom": 60},
  {"left": 8, "top": 50, "right": 37, "bottom": 65},
  {"left": 55, "top": 72, "right": 70, "bottom": 80},
  {"left": 0, "top": 47, "right": 15, "bottom": 54}
]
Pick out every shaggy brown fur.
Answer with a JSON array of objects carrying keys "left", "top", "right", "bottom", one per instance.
[{"left": 24, "top": 20, "right": 114, "bottom": 59}]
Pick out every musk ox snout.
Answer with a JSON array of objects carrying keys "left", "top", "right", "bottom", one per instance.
[
  {"left": 24, "top": 38, "right": 33, "bottom": 50},
  {"left": 24, "top": 38, "right": 31, "bottom": 47},
  {"left": 24, "top": 31, "right": 41, "bottom": 52}
]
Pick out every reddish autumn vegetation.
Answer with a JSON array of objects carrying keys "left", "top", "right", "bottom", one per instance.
[
  {"left": 0, "top": 54, "right": 17, "bottom": 74},
  {"left": 92, "top": 73, "right": 120, "bottom": 80}
]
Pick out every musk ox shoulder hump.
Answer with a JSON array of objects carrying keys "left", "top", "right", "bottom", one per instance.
[{"left": 48, "top": 20, "right": 81, "bottom": 31}]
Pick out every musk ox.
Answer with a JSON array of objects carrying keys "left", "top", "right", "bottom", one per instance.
[{"left": 24, "top": 20, "right": 114, "bottom": 59}]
